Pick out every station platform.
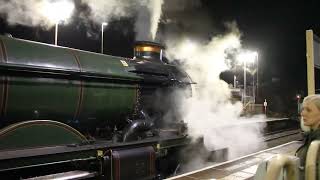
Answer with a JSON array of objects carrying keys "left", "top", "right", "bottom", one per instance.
[{"left": 166, "top": 141, "right": 302, "bottom": 180}]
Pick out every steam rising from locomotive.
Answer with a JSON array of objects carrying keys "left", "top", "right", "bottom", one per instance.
[
  {"left": 165, "top": 27, "right": 265, "bottom": 160},
  {"left": 0, "top": 0, "right": 75, "bottom": 28},
  {"left": 82, "top": 0, "right": 163, "bottom": 40},
  {"left": 0, "top": 0, "right": 164, "bottom": 41}
]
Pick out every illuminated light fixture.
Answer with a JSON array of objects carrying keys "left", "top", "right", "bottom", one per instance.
[
  {"left": 236, "top": 50, "right": 259, "bottom": 104},
  {"left": 101, "top": 22, "right": 108, "bottom": 54},
  {"left": 236, "top": 51, "right": 258, "bottom": 65},
  {"left": 42, "top": 0, "right": 75, "bottom": 45}
]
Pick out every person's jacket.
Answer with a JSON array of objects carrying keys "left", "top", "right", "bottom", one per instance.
[{"left": 296, "top": 129, "right": 320, "bottom": 179}]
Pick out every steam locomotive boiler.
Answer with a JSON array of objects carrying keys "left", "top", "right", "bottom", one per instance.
[{"left": 0, "top": 35, "right": 192, "bottom": 179}]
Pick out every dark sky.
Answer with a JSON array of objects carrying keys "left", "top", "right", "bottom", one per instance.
[
  {"left": 0, "top": 0, "right": 319, "bottom": 108},
  {"left": 205, "top": 0, "right": 319, "bottom": 97}
]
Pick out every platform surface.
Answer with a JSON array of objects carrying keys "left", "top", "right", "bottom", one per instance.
[{"left": 166, "top": 141, "right": 302, "bottom": 180}]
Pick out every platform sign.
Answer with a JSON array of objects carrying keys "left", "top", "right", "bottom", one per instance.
[
  {"left": 306, "top": 30, "right": 320, "bottom": 95},
  {"left": 263, "top": 99, "right": 267, "bottom": 115}
]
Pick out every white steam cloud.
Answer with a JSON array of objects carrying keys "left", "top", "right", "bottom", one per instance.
[
  {"left": 136, "top": 0, "right": 163, "bottom": 40},
  {"left": 165, "top": 24, "right": 265, "bottom": 160},
  {"left": 0, "top": 0, "right": 163, "bottom": 41},
  {"left": 81, "top": 0, "right": 163, "bottom": 40},
  {"left": 0, "top": 0, "right": 75, "bottom": 29},
  {"left": 149, "top": 0, "right": 163, "bottom": 40}
]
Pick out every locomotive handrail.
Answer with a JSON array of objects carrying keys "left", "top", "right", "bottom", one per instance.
[
  {"left": 305, "top": 140, "right": 320, "bottom": 180},
  {"left": 264, "top": 154, "right": 299, "bottom": 180},
  {"left": 128, "top": 69, "right": 168, "bottom": 77},
  {"left": 0, "top": 62, "right": 142, "bottom": 82}
]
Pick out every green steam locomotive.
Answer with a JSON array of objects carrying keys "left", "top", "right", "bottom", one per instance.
[{"left": 0, "top": 34, "right": 192, "bottom": 179}]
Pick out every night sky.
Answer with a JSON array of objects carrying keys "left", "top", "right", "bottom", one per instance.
[
  {"left": 204, "top": 0, "right": 319, "bottom": 113},
  {"left": 206, "top": 0, "right": 318, "bottom": 89},
  {"left": 0, "top": 0, "right": 319, "bottom": 114}
]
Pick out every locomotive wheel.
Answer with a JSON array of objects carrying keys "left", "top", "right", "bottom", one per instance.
[{"left": 0, "top": 120, "right": 88, "bottom": 150}]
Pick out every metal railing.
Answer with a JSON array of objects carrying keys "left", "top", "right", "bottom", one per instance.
[
  {"left": 264, "top": 154, "right": 299, "bottom": 180},
  {"left": 262, "top": 140, "right": 320, "bottom": 180},
  {"left": 306, "top": 140, "right": 320, "bottom": 180}
]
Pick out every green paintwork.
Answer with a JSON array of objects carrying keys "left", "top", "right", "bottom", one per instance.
[
  {"left": 5, "top": 76, "right": 79, "bottom": 121},
  {"left": 3, "top": 76, "right": 137, "bottom": 129},
  {"left": 75, "top": 50, "right": 140, "bottom": 80},
  {"left": 79, "top": 82, "right": 137, "bottom": 127},
  {"left": 0, "top": 120, "right": 87, "bottom": 150},
  {"left": 0, "top": 35, "right": 140, "bottom": 137},
  {"left": 1, "top": 35, "right": 141, "bottom": 80},
  {"left": 3, "top": 37, "right": 79, "bottom": 70}
]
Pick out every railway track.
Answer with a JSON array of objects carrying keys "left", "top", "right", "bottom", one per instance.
[{"left": 171, "top": 118, "right": 302, "bottom": 177}]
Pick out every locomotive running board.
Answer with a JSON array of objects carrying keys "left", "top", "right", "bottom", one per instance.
[
  {"left": 22, "top": 170, "right": 98, "bottom": 180},
  {"left": 0, "top": 135, "right": 189, "bottom": 161}
]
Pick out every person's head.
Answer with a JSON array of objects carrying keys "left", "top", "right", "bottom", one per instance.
[{"left": 301, "top": 94, "right": 320, "bottom": 130}]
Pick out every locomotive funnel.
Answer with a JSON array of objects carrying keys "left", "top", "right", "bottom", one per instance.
[{"left": 133, "top": 41, "right": 165, "bottom": 63}]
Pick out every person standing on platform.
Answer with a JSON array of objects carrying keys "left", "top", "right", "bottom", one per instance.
[{"left": 296, "top": 94, "right": 320, "bottom": 178}]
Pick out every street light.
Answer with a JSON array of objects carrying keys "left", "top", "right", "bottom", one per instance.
[
  {"left": 55, "top": 22, "right": 59, "bottom": 46},
  {"left": 256, "top": 52, "right": 259, "bottom": 100},
  {"left": 42, "top": 0, "right": 74, "bottom": 45},
  {"left": 101, "top": 22, "right": 108, "bottom": 54},
  {"left": 249, "top": 51, "right": 259, "bottom": 102},
  {"left": 236, "top": 51, "right": 258, "bottom": 104}
]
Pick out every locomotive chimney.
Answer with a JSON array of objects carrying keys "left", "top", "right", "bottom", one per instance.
[{"left": 133, "top": 41, "right": 165, "bottom": 63}]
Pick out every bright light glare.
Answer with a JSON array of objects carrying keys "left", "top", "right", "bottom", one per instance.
[
  {"left": 182, "top": 40, "right": 198, "bottom": 55},
  {"left": 173, "top": 39, "right": 199, "bottom": 60},
  {"left": 42, "top": 0, "right": 75, "bottom": 24},
  {"left": 236, "top": 51, "right": 258, "bottom": 64},
  {"left": 102, "top": 22, "right": 108, "bottom": 26}
]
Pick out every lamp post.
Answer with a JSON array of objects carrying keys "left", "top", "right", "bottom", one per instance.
[
  {"left": 42, "top": 0, "right": 74, "bottom": 46},
  {"left": 251, "top": 52, "right": 258, "bottom": 103},
  {"left": 101, "top": 22, "right": 108, "bottom": 54},
  {"left": 237, "top": 51, "right": 257, "bottom": 104},
  {"left": 256, "top": 53, "right": 259, "bottom": 100},
  {"left": 55, "top": 22, "right": 59, "bottom": 45},
  {"left": 296, "top": 94, "right": 301, "bottom": 114},
  {"left": 244, "top": 58, "right": 247, "bottom": 103}
]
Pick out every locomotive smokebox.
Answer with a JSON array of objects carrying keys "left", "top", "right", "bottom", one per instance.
[{"left": 133, "top": 41, "right": 165, "bottom": 63}]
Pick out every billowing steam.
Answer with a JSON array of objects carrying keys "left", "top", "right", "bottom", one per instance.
[
  {"left": 149, "top": 0, "right": 163, "bottom": 40},
  {"left": 0, "top": 0, "right": 75, "bottom": 29},
  {"left": 1, "top": 0, "right": 163, "bottom": 41},
  {"left": 165, "top": 23, "right": 265, "bottom": 163},
  {"left": 81, "top": 0, "right": 163, "bottom": 40},
  {"left": 135, "top": 0, "right": 163, "bottom": 40},
  {"left": 80, "top": 0, "right": 134, "bottom": 22}
]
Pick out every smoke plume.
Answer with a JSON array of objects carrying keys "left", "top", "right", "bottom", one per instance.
[
  {"left": 81, "top": 0, "right": 163, "bottom": 40},
  {"left": 165, "top": 23, "right": 265, "bottom": 162},
  {"left": 0, "top": 0, "right": 75, "bottom": 29},
  {"left": 135, "top": 0, "right": 163, "bottom": 40},
  {"left": 0, "top": 0, "right": 163, "bottom": 41}
]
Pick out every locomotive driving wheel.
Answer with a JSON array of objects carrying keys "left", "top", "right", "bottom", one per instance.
[{"left": 0, "top": 120, "right": 88, "bottom": 150}]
